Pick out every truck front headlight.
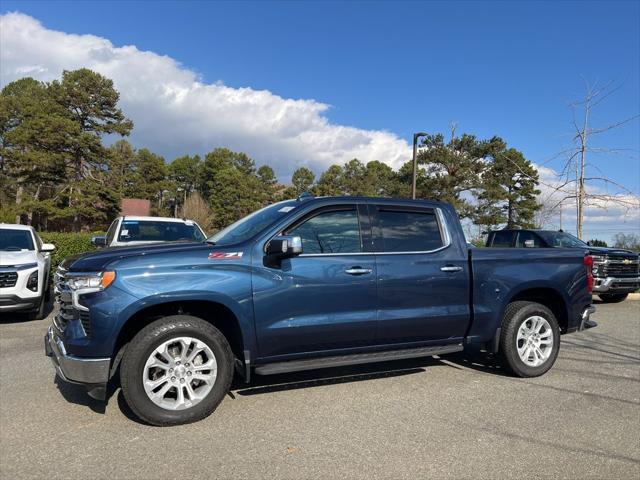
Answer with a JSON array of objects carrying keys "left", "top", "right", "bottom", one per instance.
[{"left": 67, "top": 271, "right": 116, "bottom": 291}]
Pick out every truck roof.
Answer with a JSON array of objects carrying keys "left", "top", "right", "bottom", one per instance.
[
  {"left": 291, "top": 196, "right": 450, "bottom": 207},
  {"left": 120, "top": 216, "right": 196, "bottom": 223},
  {"left": 0, "top": 223, "right": 35, "bottom": 231}
]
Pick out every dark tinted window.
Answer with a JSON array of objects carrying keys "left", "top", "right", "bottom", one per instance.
[
  {"left": 288, "top": 209, "right": 362, "bottom": 254},
  {"left": 0, "top": 229, "right": 34, "bottom": 251},
  {"left": 118, "top": 221, "right": 205, "bottom": 242},
  {"left": 515, "top": 231, "right": 542, "bottom": 248},
  {"left": 378, "top": 210, "right": 443, "bottom": 252},
  {"left": 537, "top": 231, "right": 587, "bottom": 248},
  {"left": 489, "top": 231, "right": 514, "bottom": 247}
]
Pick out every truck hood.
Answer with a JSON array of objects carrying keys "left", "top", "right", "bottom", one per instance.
[
  {"left": 586, "top": 246, "right": 638, "bottom": 258},
  {"left": 0, "top": 250, "right": 38, "bottom": 267},
  {"left": 61, "top": 242, "right": 209, "bottom": 272}
]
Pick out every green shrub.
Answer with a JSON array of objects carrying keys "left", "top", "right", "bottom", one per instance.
[
  {"left": 40, "top": 232, "right": 103, "bottom": 275},
  {"left": 0, "top": 208, "right": 16, "bottom": 223}
]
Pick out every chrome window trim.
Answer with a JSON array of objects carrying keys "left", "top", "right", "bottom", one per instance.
[{"left": 297, "top": 207, "right": 452, "bottom": 257}]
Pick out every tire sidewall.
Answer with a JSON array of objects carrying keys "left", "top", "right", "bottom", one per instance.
[
  {"left": 599, "top": 293, "right": 628, "bottom": 303},
  {"left": 502, "top": 303, "right": 560, "bottom": 377},
  {"left": 122, "top": 316, "right": 233, "bottom": 426}
]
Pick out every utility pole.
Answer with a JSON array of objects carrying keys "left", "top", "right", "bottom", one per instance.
[
  {"left": 411, "top": 132, "right": 428, "bottom": 199},
  {"left": 559, "top": 200, "right": 563, "bottom": 231}
]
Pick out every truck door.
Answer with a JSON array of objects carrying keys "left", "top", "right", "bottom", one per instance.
[
  {"left": 252, "top": 204, "right": 378, "bottom": 359},
  {"left": 370, "top": 204, "right": 470, "bottom": 344}
]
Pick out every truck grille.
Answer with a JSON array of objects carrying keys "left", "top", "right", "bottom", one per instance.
[
  {"left": 0, "top": 271, "right": 18, "bottom": 288},
  {"left": 79, "top": 311, "right": 91, "bottom": 337},
  {"left": 603, "top": 258, "right": 639, "bottom": 278},
  {"left": 53, "top": 265, "right": 91, "bottom": 338}
]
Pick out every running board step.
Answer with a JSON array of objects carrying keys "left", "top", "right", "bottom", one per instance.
[{"left": 254, "top": 344, "right": 463, "bottom": 376}]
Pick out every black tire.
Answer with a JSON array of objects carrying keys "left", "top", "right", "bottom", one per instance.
[
  {"left": 28, "top": 296, "right": 46, "bottom": 320},
  {"left": 598, "top": 293, "right": 628, "bottom": 303},
  {"left": 499, "top": 301, "right": 560, "bottom": 378},
  {"left": 120, "top": 315, "right": 234, "bottom": 426}
]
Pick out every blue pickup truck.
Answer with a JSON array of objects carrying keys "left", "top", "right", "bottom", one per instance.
[{"left": 46, "top": 196, "right": 596, "bottom": 426}]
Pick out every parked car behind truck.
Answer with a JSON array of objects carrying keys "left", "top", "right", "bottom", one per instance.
[
  {"left": 0, "top": 224, "right": 55, "bottom": 319},
  {"left": 46, "top": 197, "right": 595, "bottom": 426},
  {"left": 91, "top": 216, "right": 206, "bottom": 248},
  {"left": 486, "top": 229, "right": 640, "bottom": 303}
]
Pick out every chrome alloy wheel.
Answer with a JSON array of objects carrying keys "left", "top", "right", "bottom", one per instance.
[
  {"left": 516, "top": 316, "right": 554, "bottom": 367},
  {"left": 143, "top": 337, "right": 217, "bottom": 410}
]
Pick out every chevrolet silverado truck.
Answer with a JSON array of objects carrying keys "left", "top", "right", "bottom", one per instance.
[
  {"left": 46, "top": 197, "right": 596, "bottom": 426},
  {"left": 486, "top": 229, "right": 640, "bottom": 303}
]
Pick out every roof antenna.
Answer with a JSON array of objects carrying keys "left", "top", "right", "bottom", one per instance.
[{"left": 297, "top": 192, "right": 313, "bottom": 201}]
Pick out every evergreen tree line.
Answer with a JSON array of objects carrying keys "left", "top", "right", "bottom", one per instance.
[{"left": 1, "top": 68, "right": 541, "bottom": 234}]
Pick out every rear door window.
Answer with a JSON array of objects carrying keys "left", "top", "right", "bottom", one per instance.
[
  {"left": 489, "top": 231, "right": 514, "bottom": 247},
  {"left": 376, "top": 209, "right": 444, "bottom": 252}
]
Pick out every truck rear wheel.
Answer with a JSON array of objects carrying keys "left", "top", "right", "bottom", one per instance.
[
  {"left": 120, "top": 315, "right": 234, "bottom": 426},
  {"left": 499, "top": 301, "right": 560, "bottom": 378},
  {"left": 598, "top": 293, "right": 628, "bottom": 303}
]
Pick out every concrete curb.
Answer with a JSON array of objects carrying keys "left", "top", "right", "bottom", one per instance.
[{"left": 627, "top": 292, "right": 640, "bottom": 301}]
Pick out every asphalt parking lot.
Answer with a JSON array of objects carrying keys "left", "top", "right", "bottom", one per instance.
[{"left": 1, "top": 300, "right": 639, "bottom": 480}]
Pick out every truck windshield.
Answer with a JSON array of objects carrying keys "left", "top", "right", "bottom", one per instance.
[
  {"left": 207, "top": 201, "right": 298, "bottom": 246},
  {"left": 118, "top": 221, "right": 205, "bottom": 242},
  {"left": 538, "top": 231, "right": 587, "bottom": 248},
  {"left": 0, "top": 229, "right": 35, "bottom": 251}
]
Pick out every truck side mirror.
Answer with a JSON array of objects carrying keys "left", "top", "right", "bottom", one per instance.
[
  {"left": 524, "top": 239, "right": 535, "bottom": 248},
  {"left": 91, "top": 236, "right": 107, "bottom": 247},
  {"left": 265, "top": 235, "right": 303, "bottom": 257}
]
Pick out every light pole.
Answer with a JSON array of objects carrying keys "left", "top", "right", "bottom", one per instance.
[{"left": 411, "top": 132, "right": 427, "bottom": 199}]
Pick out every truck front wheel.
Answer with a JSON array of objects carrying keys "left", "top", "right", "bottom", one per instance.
[
  {"left": 120, "top": 315, "right": 234, "bottom": 426},
  {"left": 499, "top": 301, "right": 560, "bottom": 378}
]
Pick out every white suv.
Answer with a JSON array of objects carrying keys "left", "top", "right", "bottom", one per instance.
[
  {"left": 91, "top": 216, "right": 206, "bottom": 248},
  {"left": 0, "top": 224, "right": 55, "bottom": 319}
]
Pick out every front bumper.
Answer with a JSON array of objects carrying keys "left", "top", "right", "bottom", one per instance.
[
  {"left": 593, "top": 276, "right": 640, "bottom": 293},
  {"left": 0, "top": 294, "right": 40, "bottom": 313},
  {"left": 44, "top": 326, "right": 110, "bottom": 387}
]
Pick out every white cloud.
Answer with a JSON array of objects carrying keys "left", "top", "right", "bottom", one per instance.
[
  {"left": 0, "top": 12, "right": 411, "bottom": 179},
  {"left": 2, "top": 12, "right": 637, "bottom": 241}
]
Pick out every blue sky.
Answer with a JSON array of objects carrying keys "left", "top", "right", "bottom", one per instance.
[{"left": 1, "top": 0, "right": 638, "bottom": 239}]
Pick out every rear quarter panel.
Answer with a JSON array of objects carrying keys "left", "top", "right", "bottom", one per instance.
[{"left": 469, "top": 248, "right": 591, "bottom": 343}]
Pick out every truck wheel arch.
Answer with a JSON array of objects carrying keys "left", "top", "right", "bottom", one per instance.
[
  {"left": 111, "top": 299, "right": 249, "bottom": 377},
  {"left": 505, "top": 287, "right": 569, "bottom": 333}
]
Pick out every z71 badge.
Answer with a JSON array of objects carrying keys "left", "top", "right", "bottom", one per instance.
[{"left": 208, "top": 252, "right": 243, "bottom": 259}]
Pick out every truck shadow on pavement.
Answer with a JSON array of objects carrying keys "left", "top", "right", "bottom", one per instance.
[
  {"left": 54, "top": 376, "right": 107, "bottom": 414},
  {"left": 0, "top": 299, "right": 55, "bottom": 324}
]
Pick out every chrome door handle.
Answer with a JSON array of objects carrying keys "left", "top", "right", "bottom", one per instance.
[
  {"left": 345, "top": 267, "right": 372, "bottom": 275},
  {"left": 440, "top": 265, "right": 463, "bottom": 273}
]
